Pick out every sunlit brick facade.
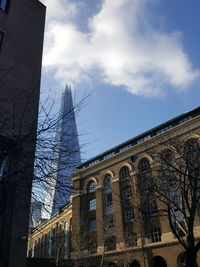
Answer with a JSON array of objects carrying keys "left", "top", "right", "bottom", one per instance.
[
  {"left": 28, "top": 203, "right": 72, "bottom": 261},
  {"left": 70, "top": 107, "right": 200, "bottom": 267}
]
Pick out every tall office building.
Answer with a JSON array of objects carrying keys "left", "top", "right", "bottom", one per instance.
[
  {"left": 42, "top": 85, "right": 81, "bottom": 219},
  {"left": 0, "top": 1, "right": 45, "bottom": 266}
]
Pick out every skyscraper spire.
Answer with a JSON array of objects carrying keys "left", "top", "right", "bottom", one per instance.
[{"left": 42, "top": 85, "right": 81, "bottom": 219}]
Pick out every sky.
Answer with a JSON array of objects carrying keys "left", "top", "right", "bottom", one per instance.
[{"left": 40, "top": 0, "right": 200, "bottom": 161}]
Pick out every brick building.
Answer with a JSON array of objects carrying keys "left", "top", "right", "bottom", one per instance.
[
  {"left": 28, "top": 107, "right": 200, "bottom": 266},
  {"left": 28, "top": 203, "right": 72, "bottom": 261},
  {"left": 71, "top": 107, "right": 200, "bottom": 267}
]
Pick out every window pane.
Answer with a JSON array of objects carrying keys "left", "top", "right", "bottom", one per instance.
[
  {"left": 126, "top": 233, "right": 137, "bottom": 247},
  {"left": 120, "top": 166, "right": 130, "bottom": 180},
  {"left": 88, "top": 219, "right": 96, "bottom": 230},
  {"left": 88, "top": 182, "right": 95, "bottom": 193},
  {"left": 105, "top": 192, "right": 112, "bottom": 207},
  {"left": 0, "top": 31, "right": 4, "bottom": 51},
  {"left": 104, "top": 176, "right": 111, "bottom": 188},
  {"left": 122, "top": 186, "right": 132, "bottom": 199},
  {"left": 89, "top": 199, "right": 96, "bottom": 211},
  {"left": 147, "top": 227, "right": 161, "bottom": 243},
  {"left": 139, "top": 158, "right": 151, "bottom": 173},
  {"left": 124, "top": 207, "right": 134, "bottom": 222},
  {"left": 105, "top": 213, "right": 114, "bottom": 228},
  {"left": 0, "top": 0, "right": 8, "bottom": 11}
]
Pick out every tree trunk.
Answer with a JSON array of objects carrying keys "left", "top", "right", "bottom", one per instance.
[{"left": 185, "top": 249, "right": 198, "bottom": 267}]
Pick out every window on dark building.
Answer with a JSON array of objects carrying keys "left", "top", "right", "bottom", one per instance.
[
  {"left": 0, "top": 31, "right": 4, "bottom": 52},
  {"left": 0, "top": 0, "right": 10, "bottom": 12},
  {"left": 0, "top": 148, "right": 9, "bottom": 180}
]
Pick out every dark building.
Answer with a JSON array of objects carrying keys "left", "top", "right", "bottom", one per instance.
[{"left": 0, "top": 1, "right": 45, "bottom": 266}]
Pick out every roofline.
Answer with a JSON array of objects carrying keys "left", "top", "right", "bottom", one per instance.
[
  {"left": 77, "top": 106, "right": 200, "bottom": 170},
  {"left": 30, "top": 202, "right": 72, "bottom": 234}
]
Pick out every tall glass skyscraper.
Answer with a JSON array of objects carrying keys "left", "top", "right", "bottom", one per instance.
[{"left": 42, "top": 85, "right": 81, "bottom": 219}]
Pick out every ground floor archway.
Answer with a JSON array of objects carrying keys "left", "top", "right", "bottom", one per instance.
[
  {"left": 152, "top": 256, "right": 167, "bottom": 267},
  {"left": 177, "top": 252, "right": 186, "bottom": 267},
  {"left": 130, "top": 260, "right": 141, "bottom": 267}
]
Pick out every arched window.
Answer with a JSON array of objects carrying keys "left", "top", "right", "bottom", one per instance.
[
  {"left": 119, "top": 166, "right": 130, "bottom": 181},
  {"left": 184, "top": 138, "right": 198, "bottom": 153},
  {"left": 138, "top": 158, "right": 151, "bottom": 173},
  {"left": 88, "top": 181, "right": 95, "bottom": 193},
  {"left": 104, "top": 176, "right": 111, "bottom": 189},
  {"left": 130, "top": 260, "right": 141, "bottom": 267},
  {"left": 161, "top": 149, "right": 173, "bottom": 163},
  {"left": 103, "top": 175, "right": 115, "bottom": 248},
  {"left": 104, "top": 176, "right": 112, "bottom": 207}
]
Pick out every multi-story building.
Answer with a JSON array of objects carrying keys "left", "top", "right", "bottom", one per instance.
[
  {"left": 42, "top": 85, "right": 81, "bottom": 220},
  {"left": 28, "top": 203, "right": 72, "bottom": 262},
  {"left": 0, "top": 1, "right": 45, "bottom": 266},
  {"left": 71, "top": 106, "right": 200, "bottom": 267},
  {"left": 28, "top": 107, "right": 200, "bottom": 266}
]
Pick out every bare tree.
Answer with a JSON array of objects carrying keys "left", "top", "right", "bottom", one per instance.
[
  {"left": 30, "top": 90, "right": 87, "bottom": 221},
  {"left": 146, "top": 136, "right": 200, "bottom": 267}
]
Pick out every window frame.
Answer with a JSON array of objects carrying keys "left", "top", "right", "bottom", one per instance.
[
  {"left": 104, "top": 191, "right": 113, "bottom": 207},
  {"left": 126, "top": 233, "right": 137, "bottom": 247},
  {"left": 0, "top": 31, "right": 4, "bottom": 52},
  {"left": 0, "top": 0, "right": 10, "bottom": 13},
  {"left": 124, "top": 207, "right": 134, "bottom": 223},
  {"left": 147, "top": 227, "right": 161, "bottom": 243},
  {"left": 105, "top": 213, "right": 115, "bottom": 229},
  {"left": 88, "top": 181, "right": 95, "bottom": 193},
  {"left": 88, "top": 218, "right": 96, "bottom": 231},
  {"left": 138, "top": 158, "right": 151, "bottom": 173},
  {"left": 119, "top": 166, "right": 130, "bottom": 181},
  {"left": 89, "top": 198, "right": 96, "bottom": 212},
  {"left": 122, "top": 185, "right": 132, "bottom": 200},
  {"left": 104, "top": 176, "right": 112, "bottom": 189}
]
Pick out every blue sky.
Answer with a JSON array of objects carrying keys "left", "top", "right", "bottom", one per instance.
[{"left": 40, "top": 0, "right": 200, "bottom": 161}]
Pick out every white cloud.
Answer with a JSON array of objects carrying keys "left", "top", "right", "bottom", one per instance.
[{"left": 41, "top": 0, "right": 199, "bottom": 97}]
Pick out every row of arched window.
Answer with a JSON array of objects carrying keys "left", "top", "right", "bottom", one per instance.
[
  {"left": 86, "top": 157, "right": 151, "bottom": 193},
  {"left": 86, "top": 137, "right": 199, "bottom": 192}
]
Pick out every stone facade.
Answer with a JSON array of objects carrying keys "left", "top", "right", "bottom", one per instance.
[
  {"left": 28, "top": 107, "right": 200, "bottom": 266},
  {"left": 70, "top": 107, "right": 200, "bottom": 267},
  {"left": 28, "top": 203, "right": 72, "bottom": 261}
]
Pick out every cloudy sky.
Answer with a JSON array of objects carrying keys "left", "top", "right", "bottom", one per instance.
[{"left": 40, "top": 0, "right": 200, "bottom": 160}]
